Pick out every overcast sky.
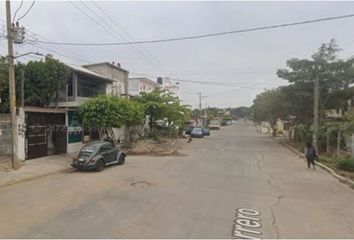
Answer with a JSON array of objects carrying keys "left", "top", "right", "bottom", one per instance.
[{"left": 2, "top": 1, "right": 354, "bottom": 109}]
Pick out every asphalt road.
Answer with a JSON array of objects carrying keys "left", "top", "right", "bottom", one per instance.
[{"left": 1, "top": 121, "right": 354, "bottom": 238}]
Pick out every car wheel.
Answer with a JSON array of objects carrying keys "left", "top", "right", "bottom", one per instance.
[
  {"left": 95, "top": 159, "right": 105, "bottom": 172},
  {"left": 119, "top": 155, "right": 126, "bottom": 165}
]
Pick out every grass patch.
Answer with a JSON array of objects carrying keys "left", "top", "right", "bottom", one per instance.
[
  {"left": 336, "top": 159, "right": 354, "bottom": 172},
  {"left": 318, "top": 155, "right": 354, "bottom": 181}
]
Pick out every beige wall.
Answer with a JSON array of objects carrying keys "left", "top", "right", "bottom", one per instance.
[{"left": 85, "top": 65, "right": 128, "bottom": 96}]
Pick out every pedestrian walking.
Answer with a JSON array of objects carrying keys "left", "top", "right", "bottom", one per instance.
[{"left": 305, "top": 142, "right": 318, "bottom": 170}]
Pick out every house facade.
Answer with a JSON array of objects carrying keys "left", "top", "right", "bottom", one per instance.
[
  {"left": 83, "top": 62, "right": 129, "bottom": 97},
  {"left": 160, "top": 77, "right": 181, "bottom": 99},
  {"left": 17, "top": 61, "right": 129, "bottom": 160},
  {"left": 128, "top": 77, "right": 160, "bottom": 96},
  {"left": 55, "top": 64, "right": 114, "bottom": 108}
]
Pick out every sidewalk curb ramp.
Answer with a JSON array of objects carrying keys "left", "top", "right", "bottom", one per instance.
[
  {"left": 0, "top": 167, "right": 74, "bottom": 189},
  {"left": 271, "top": 137, "right": 354, "bottom": 189}
]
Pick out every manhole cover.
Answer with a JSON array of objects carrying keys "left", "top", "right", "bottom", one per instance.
[{"left": 130, "top": 180, "right": 152, "bottom": 188}]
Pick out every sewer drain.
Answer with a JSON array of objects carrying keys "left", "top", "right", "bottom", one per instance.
[{"left": 130, "top": 180, "right": 152, "bottom": 188}]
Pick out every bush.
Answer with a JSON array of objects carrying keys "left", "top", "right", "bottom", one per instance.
[
  {"left": 336, "top": 159, "right": 354, "bottom": 172},
  {"left": 147, "top": 129, "right": 162, "bottom": 141}
]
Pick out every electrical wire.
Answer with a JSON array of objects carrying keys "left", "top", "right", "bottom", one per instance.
[
  {"left": 24, "top": 29, "right": 93, "bottom": 63},
  {"left": 13, "top": 0, "right": 24, "bottom": 23},
  {"left": 89, "top": 1, "right": 171, "bottom": 76},
  {"left": 72, "top": 1, "right": 167, "bottom": 76},
  {"left": 26, "top": 41, "right": 90, "bottom": 64},
  {"left": 131, "top": 72, "right": 280, "bottom": 87},
  {"left": 31, "top": 13, "right": 354, "bottom": 46},
  {"left": 16, "top": 0, "right": 36, "bottom": 22}
]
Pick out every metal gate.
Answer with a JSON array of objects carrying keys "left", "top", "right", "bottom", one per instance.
[
  {"left": 27, "top": 125, "right": 47, "bottom": 159},
  {"left": 26, "top": 111, "right": 67, "bottom": 160}
]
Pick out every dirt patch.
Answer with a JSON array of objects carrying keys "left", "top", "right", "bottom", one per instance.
[{"left": 125, "top": 138, "right": 188, "bottom": 156}]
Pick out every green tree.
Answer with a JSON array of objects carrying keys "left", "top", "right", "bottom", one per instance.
[
  {"left": 0, "top": 58, "right": 69, "bottom": 112},
  {"left": 252, "top": 88, "right": 289, "bottom": 136},
  {"left": 24, "top": 58, "right": 69, "bottom": 107},
  {"left": 277, "top": 39, "right": 354, "bottom": 122},
  {"left": 230, "top": 106, "right": 251, "bottom": 119},
  {"left": 79, "top": 95, "right": 145, "bottom": 140},
  {"left": 135, "top": 89, "right": 191, "bottom": 130}
]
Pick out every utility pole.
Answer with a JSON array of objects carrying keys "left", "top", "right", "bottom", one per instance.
[
  {"left": 198, "top": 92, "right": 202, "bottom": 111},
  {"left": 20, "top": 69, "right": 24, "bottom": 107},
  {"left": 313, "top": 64, "right": 320, "bottom": 151},
  {"left": 197, "top": 92, "right": 207, "bottom": 125},
  {"left": 6, "top": 0, "right": 20, "bottom": 169},
  {"left": 204, "top": 103, "right": 208, "bottom": 127}
]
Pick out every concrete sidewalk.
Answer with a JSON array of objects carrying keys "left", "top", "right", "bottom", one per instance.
[
  {"left": 271, "top": 135, "right": 354, "bottom": 188},
  {"left": 0, "top": 153, "right": 76, "bottom": 188}
]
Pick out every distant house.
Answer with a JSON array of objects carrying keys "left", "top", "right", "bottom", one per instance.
[
  {"left": 83, "top": 62, "right": 129, "bottom": 97},
  {"left": 161, "top": 77, "right": 181, "bottom": 99},
  {"left": 129, "top": 77, "right": 160, "bottom": 96}
]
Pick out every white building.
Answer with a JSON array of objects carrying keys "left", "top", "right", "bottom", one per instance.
[
  {"left": 161, "top": 77, "right": 181, "bottom": 99},
  {"left": 129, "top": 77, "right": 160, "bottom": 96}
]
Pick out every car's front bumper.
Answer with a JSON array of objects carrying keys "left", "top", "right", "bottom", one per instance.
[{"left": 191, "top": 134, "right": 204, "bottom": 138}]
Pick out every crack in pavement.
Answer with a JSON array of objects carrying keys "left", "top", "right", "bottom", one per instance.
[{"left": 257, "top": 152, "right": 284, "bottom": 239}]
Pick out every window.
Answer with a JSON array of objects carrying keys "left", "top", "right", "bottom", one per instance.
[
  {"left": 67, "top": 74, "right": 73, "bottom": 97},
  {"left": 100, "top": 144, "right": 113, "bottom": 153}
]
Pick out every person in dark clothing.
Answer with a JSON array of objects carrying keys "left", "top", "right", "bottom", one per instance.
[{"left": 305, "top": 142, "right": 318, "bottom": 170}]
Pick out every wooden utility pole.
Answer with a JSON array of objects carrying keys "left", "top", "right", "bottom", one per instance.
[
  {"left": 313, "top": 64, "right": 320, "bottom": 151},
  {"left": 20, "top": 69, "right": 24, "bottom": 107},
  {"left": 198, "top": 92, "right": 202, "bottom": 111},
  {"left": 6, "top": 0, "right": 19, "bottom": 169}
]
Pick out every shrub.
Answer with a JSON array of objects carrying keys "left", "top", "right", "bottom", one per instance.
[{"left": 336, "top": 159, "right": 354, "bottom": 172}]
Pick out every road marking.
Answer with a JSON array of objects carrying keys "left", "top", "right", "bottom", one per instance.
[{"left": 232, "top": 208, "right": 262, "bottom": 239}]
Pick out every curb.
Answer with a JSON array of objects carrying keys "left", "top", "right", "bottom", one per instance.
[
  {"left": 272, "top": 137, "right": 354, "bottom": 189},
  {"left": 0, "top": 167, "right": 74, "bottom": 189}
]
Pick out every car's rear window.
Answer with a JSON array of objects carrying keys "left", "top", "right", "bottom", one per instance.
[{"left": 81, "top": 145, "right": 96, "bottom": 154}]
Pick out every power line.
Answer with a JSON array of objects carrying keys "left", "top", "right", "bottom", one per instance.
[
  {"left": 25, "top": 30, "right": 92, "bottom": 63},
  {"left": 0, "top": 19, "right": 91, "bottom": 64},
  {"left": 13, "top": 0, "right": 24, "bottom": 22},
  {"left": 90, "top": 1, "right": 171, "bottom": 75},
  {"left": 31, "top": 13, "right": 354, "bottom": 46},
  {"left": 131, "top": 71, "right": 280, "bottom": 87},
  {"left": 17, "top": 0, "right": 36, "bottom": 22},
  {"left": 75, "top": 1, "right": 168, "bottom": 75},
  {"left": 26, "top": 41, "right": 90, "bottom": 64}
]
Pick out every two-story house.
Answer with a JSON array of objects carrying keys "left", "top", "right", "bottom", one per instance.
[
  {"left": 128, "top": 77, "right": 160, "bottom": 96},
  {"left": 83, "top": 62, "right": 129, "bottom": 97}
]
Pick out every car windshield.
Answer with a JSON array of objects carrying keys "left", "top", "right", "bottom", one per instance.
[{"left": 192, "top": 128, "right": 203, "bottom": 134}]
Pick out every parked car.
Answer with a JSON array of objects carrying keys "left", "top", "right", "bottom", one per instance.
[
  {"left": 191, "top": 127, "right": 204, "bottom": 138},
  {"left": 203, "top": 128, "right": 210, "bottom": 136},
  {"left": 71, "top": 141, "right": 126, "bottom": 171},
  {"left": 185, "top": 125, "right": 194, "bottom": 135},
  {"left": 209, "top": 120, "right": 221, "bottom": 130}
]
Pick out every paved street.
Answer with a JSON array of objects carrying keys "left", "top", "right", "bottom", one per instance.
[{"left": 1, "top": 121, "right": 354, "bottom": 238}]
